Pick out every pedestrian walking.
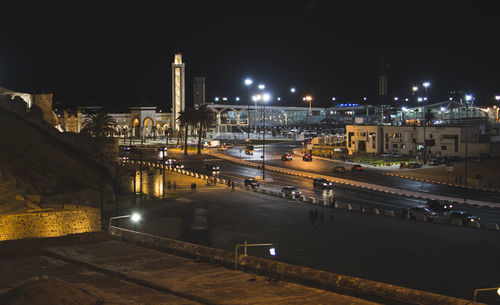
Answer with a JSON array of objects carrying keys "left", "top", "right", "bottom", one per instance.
[
  {"left": 190, "top": 183, "right": 194, "bottom": 192},
  {"left": 193, "top": 182, "right": 196, "bottom": 192},
  {"left": 207, "top": 178, "right": 210, "bottom": 186},
  {"left": 231, "top": 181, "right": 235, "bottom": 191},
  {"left": 308, "top": 209, "right": 315, "bottom": 225},
  {"left": 167, "top": 180, "right": 171, "bottom": 190},
  {"left": 330, "top": 211, "right": 335, "bottom": 225},
  {"left": 173, "top": 181, "right": 177, "bottom": 190},
  {"left": 227, "top": 179, "right": 231, "bottom": 187}
]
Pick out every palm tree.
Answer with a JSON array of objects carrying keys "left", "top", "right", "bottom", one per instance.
[
  {"left": 194, "top": 104, "right": 213, "bottom": 155},
  {"left": 425, "top": 108, "right": 437, "bottom": 126},
  {"left": 177, "top": 108, "right": 197, "bottom": 155},
  {"left": 81, "top": 113, "right": 116, "bottom": 137}
]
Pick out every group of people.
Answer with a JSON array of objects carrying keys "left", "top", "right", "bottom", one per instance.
[
  {"left": 309, "top": 207, "right": 335, "bottom": 226},
  {"left": 166, "top": 180, "right": 176, "bottom": 190},
  {"left": 190, "top": 182, "right": 197, "bottom": 192}
]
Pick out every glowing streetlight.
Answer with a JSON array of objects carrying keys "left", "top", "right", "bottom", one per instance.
[
  {"left": 412, "top": 86, "right": 419, "bottom": 92},
  {"left": 303, "top": 96, "right": 313, "bottom": 124},
  {"left": 418, "top": 97, "right": 423, "bottom": 102},
  {"left": 332, "top": 97, "right": 336, "bottom": 101},
  {"left": 473, "top": 287, "right": 500, "bottom": 303},
  {"left": 290, "top": 87, "right": 296, "bottom": 93},
  {"left": 235, "top": 97, "right": 240, "bottom": 102},
  {"left": 109, "top": 212, "right": 142, "bottom": 231},
  {"left": 252, "top": 93, "right": 271, "bottom": 180},
  {"left": 394, "top": 97, "right": 399, "bottom": 101},
  {"left": 214, "top": 97, "right": 219, "bottom": 102},
  {"left": 244, "top": 79, "right": 253, "bottom": 139},
  {"left": 258, "top": 84, "right": 265, "bottom": 90}
]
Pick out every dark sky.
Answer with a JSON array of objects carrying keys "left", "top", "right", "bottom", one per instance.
[{"left": 0, "top": 1, "right": 499, "bottom": 110}]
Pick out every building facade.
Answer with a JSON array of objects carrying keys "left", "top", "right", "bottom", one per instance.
[{"left": 345, "top": 125, "right": 489, "bottom": 158}]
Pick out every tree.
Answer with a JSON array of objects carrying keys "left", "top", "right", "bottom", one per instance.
[
  {"left": 177, "top": 108, "right": 197, "bottom": 155},
  {"left": 193, "top": 104, "right": 213, "bottom": 155},
  {"left": 425, "top": 108, "right": 437, "bottom": 126},
  {"left": 81, "top": 113, "right": 116, "bottom": 137}
]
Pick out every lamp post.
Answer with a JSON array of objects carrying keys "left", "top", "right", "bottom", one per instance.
[
  {"left": 473, "top": 287, "right": 500, "bottom": 303},
  {"left": 303, "top": 96, "right": 313, "bottom": 124},
  {"left": 244, "top": 78, "right": 253, "bottom": 139},
  {"left": 234, "top": 240, "right": 276, "bottom": 270},
  {"left": 495, "top": 95, "right": 500, "bottom": 122},
  {"left": 109, "top": 212, "right": 141, "bottom": 231},
  {"left": 464, "top": 94, "right": 472, "bottom": 203},
  {"left": 422, "top": 82, "right": 430, "bottom": 163},
  {"left": 253, "top": 93, "right": 271, "bottom": 180}
]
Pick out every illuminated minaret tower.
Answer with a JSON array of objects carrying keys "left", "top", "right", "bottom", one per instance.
[
  {"left": 172, "top": 53, "right": 185, "bottom": 130},
  {"left": 378, "top": 55, "right": 388, "bottom": 105}
]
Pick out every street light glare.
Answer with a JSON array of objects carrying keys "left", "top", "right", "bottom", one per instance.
[
  {"left": 423, "top": 82, "right": 430, "bottom": 88},
  {"left": 495, "top": 95, "right": 500, "bottom": 101},
  {"left": 244, "top": 78, "right": 253, "bottom": 86},
  {"left": 304, "top": 96, "right": 313, "bottom": 102},
  {"left": 412, "top": 86, "right": 419, "bottom": 92},
  {"left": 466, "top": 94, "right": 473, "bottom": 101},
  {"left": 258, "top": 84, "right": 265, "bottom": 90},
  {"left": 262, "top": 93, "right": 271, "bottom": 102},
  {"left": 269, "top": 247, "right": 276, "bottom": 256},
  {"left": 290, "top": 87, "right": 296, "bottom": 93},
  {"left": 131, "top": 213, "right": 141, "bottom": 223}
]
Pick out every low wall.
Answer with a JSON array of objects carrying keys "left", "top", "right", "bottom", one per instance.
[
  {"left": 0, "top": 206, "right": 101, "bottom": 241},
  {"left": 109, "top": 226, "right": 476, "bottom": 305}
]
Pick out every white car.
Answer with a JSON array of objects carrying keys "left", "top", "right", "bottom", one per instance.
[{"left": 281, "top": 186, "right": 302, "bottom": 197}]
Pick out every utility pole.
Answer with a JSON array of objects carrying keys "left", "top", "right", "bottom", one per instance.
[{"left": 139, "top": 148, "right": 143, "bottom": 209}]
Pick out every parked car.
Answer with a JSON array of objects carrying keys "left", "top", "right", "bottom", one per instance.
[
  {"left": 244, "top": 178, "right": 259, "bottom": 188},
  {"left": 449, "top": 211, "right": 480, "bottom": 225},
  {"left": 302, "top": 154, "right": 312, "bottom": 162},
  {"left": 281, "top": 153, "right": 293, "bottom": 161},
  {"left": 281, "top": 186, "right": 302, "bottom": 197},
  {"left": 408, "top": 162, "right": 422, "bottom": 169},
  {"left": 426, "top": 199, "right": 453, "bottom": 212},
  {"left": 428, "top": 159, "right": 442, "bottom": 166},
  {"left": 121, "top": 145, "right": 139, "bottom": 153},
  {"left": 204, "top": 163, "right": 220, "bottom": 171},
  {"left": 351, "top": 164, "right": 363, "bottom": 172},
  {"left": 171, "top": 161, "right": 184, "bottom": 169},
  {"left": 333, "top": 166, "right": 346, "bottom": 173},
  {"left": 313, "top": 178, "right": 333, "bottom": 189},
  {"left": 409, "top": 207, "right": 437, "bottom": 220}
]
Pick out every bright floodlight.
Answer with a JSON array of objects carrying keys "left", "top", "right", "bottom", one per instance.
[
  {"left": 418, "top": 97, "right": 423, "bottom": 102},
  {"left": 244, "top": 78, "right": 253, "bottom": 86},
  {"left": 290, "top": 87, "right": 296, "bottom": 93},
  {"left": 466, "top": 94, "right": 473, "bottom": 101},
  {"left": 402, "top": 107, "right": 408, "bottom": 112},
  {"left": 262, "top": 93, "right": 271, "bottom": 102},
  {"left": 269, "top": 247, "right": 276, "bottom": 256},
  {"left": 440, "top": 107, "right": 446, "bottom": 112},
  {"left": 252, "top": 94, "right": 261, "bottom": 102},
  {"left": 222, "top": 97, "right": 228, "bottom": 101},
  {"left": 495, "top": 95, "right": 500, "bottom": 101},
  {"left": 497, "top": 288, "right": 500, "bottom": 296},
  {"left": 304, "top": 96, "right": 312, "bottom": 102},
  {"left": 214, "top": 97, "right": 219, "bottom": 102},
  {"left": 405, "top": 98, "right": 409, "bottom": 101},
  {"left": 332, "top": 97, "right": 336, "bottom": 101},
  {"left": 394, "top": 97, "right": 399, "bottom": 101},
  {"left": 412, "top": 86, "right": 419, "bottom": 92},
  {"left": 423, "top": 82, "right": 430, "bottom": 88},
  {"left": 277, "top": 97, "right": 281, "bottom": 101},
  {"left": 258, "top": 84, "right": 265, "bottom": 90},
  {"left": 131, "top": 213, "right": 141, "bottom": 223},
  {"left": 236, "top": 97, "right": 240, "bottom": 101}
]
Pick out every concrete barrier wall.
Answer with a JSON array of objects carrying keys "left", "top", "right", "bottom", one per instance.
[{"left": 109, "top": 226, "right": 476, "bottom": 305}]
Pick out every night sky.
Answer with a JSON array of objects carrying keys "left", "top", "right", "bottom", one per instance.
[{"left": 0, "top": 1, "right": 499, "bottom": 111}]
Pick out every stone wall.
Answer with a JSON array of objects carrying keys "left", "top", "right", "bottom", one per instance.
[
  {"left": 0, "top": 206, "right": 101, "bottom": 241},
  {"left": 109, "top": 226, "right": 475, "bottom": 305}
]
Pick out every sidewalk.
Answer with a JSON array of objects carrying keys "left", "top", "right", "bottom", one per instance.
[{"left": 0, "top": 240, "right": 379, "bottom": 305}]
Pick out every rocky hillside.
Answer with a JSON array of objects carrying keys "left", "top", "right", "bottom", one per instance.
[{"left": 0, "top": 98, "right": 115, "bottom": 210}]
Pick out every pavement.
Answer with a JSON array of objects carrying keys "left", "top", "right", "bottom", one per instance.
[{"left": 0, "top": 238, "right": 380, "bottom": 305}]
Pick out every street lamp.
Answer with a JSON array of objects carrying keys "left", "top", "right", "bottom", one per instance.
[
  {"left": 234, "top": 240, "right": 276, "bottom": 270},
  {"left": 464, "top": 94, "right": 472, "bottom": 203},
  {"left": 244, "top": 78, "right": 253, "bottom": 139},
  {"left": 109, "top": 212, "right": 141, "bottom": 231},
  {"left": 303, "top": 96, "right": 313, "bottom": 124},
  {"left": 422, "top": 81, "right": 430, "bottom": 164},
  {"left": 252, "top": 93, "right": 271, "bottom": 180},
  {"left": 495, "top": 95, "right": 500, "bottom": 122},
  {"left": 290, "top": 87, "right": 296, "bottom": 93},
  {"left": 473, "top": 287, "right": 500, "bottom": 303}
]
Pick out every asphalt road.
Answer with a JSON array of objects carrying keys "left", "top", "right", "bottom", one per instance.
[
  {"left": 122, "top": 147, "right": 500, "bottom": 225},
  {"left": 221, "top": 143, "right": 500, "bottom": 204}
]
